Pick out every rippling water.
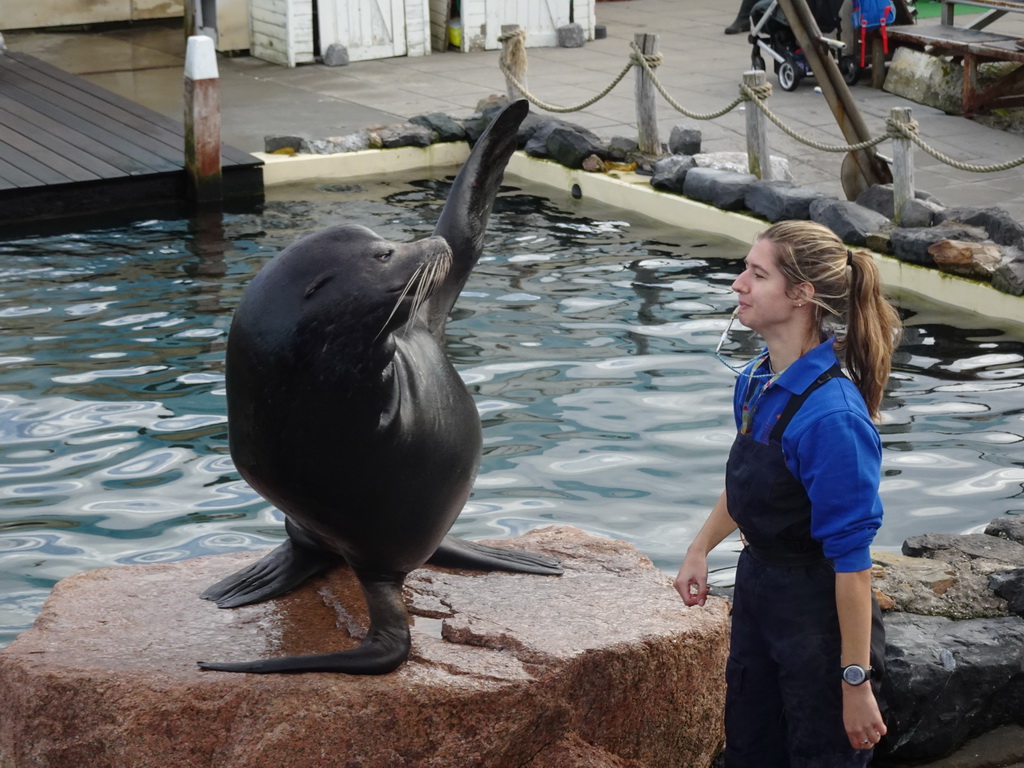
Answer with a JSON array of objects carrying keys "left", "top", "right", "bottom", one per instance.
[{"left": 0, "top": 178, "right": 1021, "bottom": 647}]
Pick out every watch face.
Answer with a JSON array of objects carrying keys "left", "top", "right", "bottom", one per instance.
[{"left": 843, "top": 665, "right": 867, "bottom": 685}]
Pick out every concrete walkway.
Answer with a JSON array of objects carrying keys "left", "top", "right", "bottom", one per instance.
[{"left": 4, "top": 0, "right": 1024, "bottom": 221}]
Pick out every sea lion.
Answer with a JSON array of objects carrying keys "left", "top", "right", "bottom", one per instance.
[{"left": 197, "top": 100, "right": 560, "bottom": 675}]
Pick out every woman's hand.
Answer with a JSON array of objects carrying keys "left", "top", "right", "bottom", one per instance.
[
  {"left": 843, "top": 683, "right": 887, "bottom": 750},
  {"left": 674, "top": 551, "right": 709, "bottom": 606}
]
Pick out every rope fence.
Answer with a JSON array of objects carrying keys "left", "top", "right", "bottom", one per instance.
[{"left": 497, "top": 27, "right": 1024, "bottom": 219}]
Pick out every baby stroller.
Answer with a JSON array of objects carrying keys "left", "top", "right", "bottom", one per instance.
[{"left": 748, "top": 0, "right": 860, "bottom": 91}]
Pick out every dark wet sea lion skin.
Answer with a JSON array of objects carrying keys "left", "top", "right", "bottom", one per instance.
[{"left": 198, "top": 100, "right": 559, "bottom": 675}]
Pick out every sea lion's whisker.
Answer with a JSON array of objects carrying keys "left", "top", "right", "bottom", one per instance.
[{"left": 374, "top": 264, "right": 425, "bottom": 340}]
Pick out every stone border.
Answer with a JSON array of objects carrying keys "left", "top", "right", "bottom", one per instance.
[{"left": 255, "top": 146, "right": 1024, "bottom": 330}]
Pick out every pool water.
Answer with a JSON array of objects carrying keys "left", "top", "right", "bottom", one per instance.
[{"left": 0, "top": 178, "right": 1021, "bottom": 647}]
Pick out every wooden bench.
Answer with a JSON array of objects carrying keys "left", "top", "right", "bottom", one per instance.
[{"left": 886, "top": 0, "right": 1024, "bottom": 112}]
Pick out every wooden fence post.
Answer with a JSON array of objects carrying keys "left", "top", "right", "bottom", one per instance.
[
  {"left": 500, "top": 25, "right": 527, "bottom": 101},
  {"left": 744, "top": 70, "right": 772, "bottom": 180},
  {"left": 184, "top": 35, "right": 223, "bottom": 205},
  {"left": 634, "top": 33, "right": 661, "bottom": 155},
  {"left": 890, "top": 107, "right": 915, "bottom": 224}
]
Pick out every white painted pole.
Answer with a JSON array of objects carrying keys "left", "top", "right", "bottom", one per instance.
[{"left": 184, "top": 35, "right": 222, "bottom": 205}]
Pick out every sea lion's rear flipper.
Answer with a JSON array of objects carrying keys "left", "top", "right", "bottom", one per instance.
[
  {"left": 422, "top": 99, "right": 529, "bottom": 337},
  {"left": 428, "top": 535, "right": 563, "bottom": 575},
  {"left": 198, "top": 578, "right": 409, "bottom": 674},
  {"left": 200, "top": 539, "right": 336, "bottom": 608}
]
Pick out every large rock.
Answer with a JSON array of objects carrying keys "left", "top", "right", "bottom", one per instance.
[
  {"left": 683, "top": 167, "right": 757, "bottom": 211},
  {"left": 883, "top": 47, "right": 963, "bottom": 115},
  {"left": 546, "top": 125, "right": 607, "bottom": 169},
  {"left": 0, "top": 526, "right": 729, "bottom": 768},
  {"left": 809, "top": 198, "right": 890, "bottom": 246},
  {"left": 888, "top": 226, "right": 984, "bottom": 266},
  {"left": 651, "top": 155, "right": 697, "bottom": 193},
  {"left": 745, "top": 180, "right": 830, "bottom": 223},
  {"left": 693, "top": 151, "right": 794, "bottom": 182},
  {"left": 668, "top": 123, "right": 702, "bottom": 156},
  {"left": 879, "top": 612, "right": 1024, "bottom": 763},
  {"left": 410, "top": 112, "right": 467, "bottom": 143},
  {"left": 872, "top": 550, "right": 1010, "bottom": 620},
  {"left": 934, "top": 206, "right": 1024, "bottom": 247},
  {"left": 993, "top": 252, "right": 1024, "bottom": 296},
  {"left": 928, "top": 240, "right": 1004, "bottom": 281}
]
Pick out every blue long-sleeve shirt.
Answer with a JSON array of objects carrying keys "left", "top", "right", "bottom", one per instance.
[{"left": 734, "top": 337, "right": 883, "bottom": 572}]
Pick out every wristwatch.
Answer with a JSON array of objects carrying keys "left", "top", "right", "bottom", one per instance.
[{"left": 841, "top": 664, "right": 872, "bottom": 686}]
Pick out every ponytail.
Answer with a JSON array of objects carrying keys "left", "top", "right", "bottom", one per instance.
[{"left": 759, "top": 221, "right": 901, "bottom": 419}]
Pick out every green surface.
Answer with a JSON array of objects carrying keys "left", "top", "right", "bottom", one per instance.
[{"left": 913, "top": 0, "right": 984, "bottom": 18}]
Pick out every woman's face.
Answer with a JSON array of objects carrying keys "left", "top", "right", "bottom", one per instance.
[{"left": 731, "top": 238, "right": 803, "bottom": 336}]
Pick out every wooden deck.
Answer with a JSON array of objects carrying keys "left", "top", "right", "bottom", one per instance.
[{"left": 0, "top": 51, "right": 263, "bottom": 229}]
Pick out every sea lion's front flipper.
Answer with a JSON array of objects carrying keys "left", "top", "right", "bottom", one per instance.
[
  {"left": 422, "top": 99, "right": 529, "bottom": 337},
  {"left": 428, "top": 535, "right": 563, "bottom": 575},
  {"left": 198, "top": 578, "right": 409, "bottom": 674},
  {"left": 200, "top": 539, "right": 336, "bottom": 608}
]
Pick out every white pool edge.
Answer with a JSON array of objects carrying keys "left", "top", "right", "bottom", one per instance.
[{"left": 255, "top": 148, "right": 1024, "bottom": 329}]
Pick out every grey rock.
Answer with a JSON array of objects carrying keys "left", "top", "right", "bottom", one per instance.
[
  {"left": 745, "top": 180, "right": 830, "bottom": 223},
  {"left": 523, "top": 120, "right": 563, "bottom": 158},
  {"left": 985, "top": 516, "right": 1024, "bottom": 545},
  {"left": 546, "top": 125, "right": 607, "bottom": 169},
  {"left": 899, "top": 197, "right": 945, "bottom": 228},
  {"left": 935, "top": 206, "right": 1024, "bottom": 247},
  {"left": 607, "top": 136, "right": 640, "bottom": 162},
  {"left": 694, "top": 152, "right": 794, "bottom": 182},
  {"left": 556, "top": 23, "right": 585, "bottom": 48},
  {"left": 462, "top": 103, "right": 508, "bottom": 144},
  {"left": 809, "top": 199, "right": 889, "bottom": 246},
  {"left": 409, "top": 112, "right": 466, "bottom": 143},
  {"left": 264, "top": 135, "right": 305, "bottom": 154},
  {"left": 515, "top": 113, "right": 548, "bottom": 147},
  {"left": 993, "top": 252, "right": 1024, "bottom": 296},
  {"left": 0, "top": 33, "right": 6, "bottom": 54},
  {"left": 902, "top": 532, "right": 1024, "bottom": 565},
  {"left": 865, "top": 231, "right": 893, "bottom": 254},
  {"left": 856, "top": 184, "right": 939, "bottom": 220},
  {"left": 872, "top": 550, "right": 1010, "bottom": 620},
  {"left": 651, "top": 155, "right": 697, "bottom": 193},
  {"left": 889, "top": 226, "right": 980, "bottom": 266},
  {"left": 989, "top": 569, "right": 1024, "bottom": 618},
  {"left": 370, "top": 124, "right": 434, "bottom": 149},
  {"left": 880, "top": 612, "right": 1024, "bottom": 762},
  {"left": 301, "top": 132, "right": 371, "bottom": 154},
  {"left": 322, "top": 43, "right": 349, "bottom": 67},
  {"left": 669, "top": 123, "right": 702, "bottom": 156},
  {"left": 683, "top": 168, "right": 757, "bottom": 211}
]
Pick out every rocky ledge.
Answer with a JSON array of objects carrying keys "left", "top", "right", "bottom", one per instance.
[
  {"left": 874, "top": 516, "right": 1024, "bottom": 765},
  {"left": 0, "top": 526, "right": 729, "bottom": 768},
  {"left": 265, "top": 97, "right": 1024, "bottom": 302}
]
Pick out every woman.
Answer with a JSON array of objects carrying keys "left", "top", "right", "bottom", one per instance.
[{"left": 675, "top": 220, "right": 900, "bottom": 767}]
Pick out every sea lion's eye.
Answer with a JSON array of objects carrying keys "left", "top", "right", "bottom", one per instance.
[{"left": 376, "top": 249, "right": 394, "bottom": 262}]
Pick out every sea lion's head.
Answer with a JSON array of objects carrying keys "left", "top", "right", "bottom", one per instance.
[{"left": 237, "top": 224, "right": 453, "bottom": 353}]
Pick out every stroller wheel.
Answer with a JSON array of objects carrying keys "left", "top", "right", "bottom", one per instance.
[
  {"left": 778, "top": 58, "right": 802, "bottom": 92},
  {"left": 839, "top": 55, "right": 861, "bottom": 86},
  {"left": 752, "top": 54, "right": 767, "bottom": 72}
]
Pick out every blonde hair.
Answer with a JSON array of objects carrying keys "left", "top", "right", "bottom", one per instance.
[{"left": 758, "top": 220, "right": 901, "bottom": 419}]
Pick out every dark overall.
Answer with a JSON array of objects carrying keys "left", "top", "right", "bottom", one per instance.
[{"left": 724, "top": 366, "right": 885, "bottom": 768}]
